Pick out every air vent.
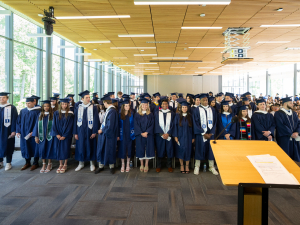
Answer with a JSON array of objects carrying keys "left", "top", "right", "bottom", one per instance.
[{"left": 146, "top": 41, "right": 177, "bottom": 43}]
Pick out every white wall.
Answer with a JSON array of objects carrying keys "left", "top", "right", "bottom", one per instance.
[{"left": 146, "top": 75, "right": 219, "bottom": 96}]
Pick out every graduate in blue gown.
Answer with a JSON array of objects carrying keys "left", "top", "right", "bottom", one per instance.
[
  {"left": 73, "top": 90, "right": 99, "bottom": 172},
  {"left": 66, "top": 94, "right": 75, "bottom": 112},
  {"left": 224, "top": 92, "right": 238, "bottom": 115},
  {"left": 154, "top": 97, "right": 175, "bottom": 172},
  {"left": 33, "top": 100, "right": 55, "bottom": 173},
  {"left": 251, "top": 99, "right": 275, "bottom": 141},
  {"left": 173, "top": 101, "right": 194, "bottom": 174},
  {"left": 16, "top": 97, "right": 41, "bottom": 171},
  {"left": 134, "top": 98, "right": 155, "bottom": 173},
  {"left": 51, "top": 98, "right": 74, "bottom": 173},
  {"left": 130, "top": 92, "right": 138, "bottom": 113},
  {"left": 245, "top": 92, "right": 257, "bottom": 112},
  {"left": 169, "top": 93, "right": 178, "bottom": 113},
  {"left": 95, "top": 95, "right": 119, "bottom": 174},
  {"left": 117, "top": 99, "right": 135, "bottom": 173},
  {"left": 191, "top": 94, "right": 201, "bottom": 114},
  {"left": 217, "top": 101, "right": 236, "bottom": 140},
  {"left": 50, "top": 97, "right": 59, "bottom": 112},
  {"left": 240, "top": 96, "right": 254, "bottom": 118},
  {"left": 234, "top": 105, "right": 253, "bottom": 140},
  {"left": 150, "top": 92, "right": 160, "bottom": 113},
  {"left": 31, "top": 95, "right": 41, "bottom": 107},
  {"left": 192, "top": 93, "right": 219, "bottom": 176},
  {"left": 0, "top": 92, "right": 18, "bottom": 171},
  {"left": 215, "top": 93, "right": 222, "bottom": 113},
  {"left": 274, "top": 97, "right": 300, "bottom": 161}
]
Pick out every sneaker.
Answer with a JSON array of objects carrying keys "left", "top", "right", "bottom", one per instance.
[
  {"left": 110, "top": 167, "right": 115, "bottom": 174},
  {"left": 209, "top": 167, "right": 219, "bottom": 175},
  {"left": 90, "top": 164, "right": 95, "bottom": 172},
  {"left": 5, "top": 163, "right": 11, "bottom": 171},
  {"left": 95, "top": 167, "right": 104, "bottom": 174},
  {"left": 194, "top": 166, "right": 199, "bottom": 175},
  {"left": 75, "top": 164, "right": 84, "bottom": 172}
]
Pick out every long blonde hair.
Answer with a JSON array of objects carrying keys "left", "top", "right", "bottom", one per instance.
[{"left": 138, "top": 103, "right": 151, "bottom": 115}]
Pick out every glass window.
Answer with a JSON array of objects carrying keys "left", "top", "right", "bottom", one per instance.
[
  {"left": 13, "top": 14, "right": 37, "bottom": 48},
  {"left": 52, "top": 55, "right": 60, "bottom": 94},
  {"left": 0, "top": 37, "right": 5, "bottom": 91},
  {"left": 104, "top": 65, "right": 109, "bottom": 94},
  {"left": 52, "top": 35, "right": 61, "bottom": 55},
  {"left": 13, "top": 43, "right": 37, "bottom": 111},
  {"left": 249, "top": 70, "right": 266, "bottom": 98},
  {"left": 0, "top": 7, "right": 6, "bottom": 37},
  {"left": 90, "top": 62, "right": 95, "bottom": 93},
  {"left": 65, "top": 41, "right": 75, "bottom": 61},
  {"left": 65, "top": 59, "right": 74, "bottom": 95}
]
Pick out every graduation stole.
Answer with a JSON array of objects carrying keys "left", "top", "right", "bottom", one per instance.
[
  {"left": 38, "top": 113, "right": 53, "bottom": 142},
  {"left": 119, "top": 113, "right": 135, "bottom": 141},
  {"left": 98, "top": 111, "right": 105, "bottom": 124},
  {"left": 199, "top": 105, "right": 213, "bottom": 142},
  {"left": 77, "top": 103, "right": 93, "bottom": 129},
  {"left": 159, "top": 109, "right": 172, "bottom": 141},
  {"left": 239, "top": 119, "right": 251, "bottom": 140},
  {"left": 101, "top": 105, "right": 115, "bottom": 130},
  {"left": 221, "top": 113, "right": 232, "bottom": 133},
  {"left": 0, "top": 103, "right": 12, "bottom": 127},
  {"left": 279, "top": 108, "right": 300, "bottom": 141}
]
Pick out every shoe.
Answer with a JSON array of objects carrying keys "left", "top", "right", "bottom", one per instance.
[
  {"left": 110, "top": 167, "right": 115, "bottom": 174},
  {"left": 144, "top": 166, "right": 149, "bottom": 173},
  {"left": 209, "top": 167, "right": 219, "bottom": 175},
  {"left": 168, "top": 167, "right": 173, "bottom": 173},
  {"left": 126, "top": 164, "right": 130, "bottom": 172},
  {"left": 95, "top": 167, "right": 104, "bottom": 174},
  {"left": 0, "top": 162, "right": 3, "bottom": 169},
  {"left": 30, "top": 164, "right": 39, "bottom": 171},
  {"left": 44, "top": 163, "right": 52, "bottom": 173},
  {"left": 90, "top": 164, "right": 95, "bottom": 172},
  {"left": 180, "top": 165, "right": 185, "bottom": 174},
  {"left": 21, "top": 163, "right": 31, "bottom": 171},
  {"left": 140, "top": 165, "right": 144, "bottom": 172},
  {"left": 121, "top": 163, "right": 125, "bottom": 173},
  {"left": 75, "top": 163, "right": 84, "bottom": 172},
  {"left": 5, "top": 163, "right": 12, "bottom": 171},
  {"left": 60, "top": 165, "right": 67, "bottom": 173},
  {"left": 40, "top": 163, "right": 46, "bottom": 173},
  {"left": 185, "top": 165, "right": 190, "bottom": 174},
  {"left": 56, "top": 166, "right": 62, "bottom": 174},
  {"left": 156, "top": 168, "right": 161, "bottom": 173},
  {"left": 194, "top": 166, "right": 199, "bottom": 175}
]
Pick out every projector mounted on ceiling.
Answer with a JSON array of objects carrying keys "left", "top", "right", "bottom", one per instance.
[{"left": 40, "top": 7, "right": 56, "bottom": 35}]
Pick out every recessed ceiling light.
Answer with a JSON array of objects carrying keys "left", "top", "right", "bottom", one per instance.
[
  {"left": 118, "top": 34, "right": 154, "bottom": 37},
  {"left": 88, "top": 59, "right": 102, "bottom": 62},
  {"left": 181, "top": 27, "right": 222, "bottom": 29},
  {"left": 134, "top": 0, "right": 231, "bottom": 5},
  {"left": 78, "top": 41, "right": 110, "bottom": 43},
  {"left": 285, "top": 47, "right": 300, "bottom": 50},
  {"left": 56, "top": 15, "right": 130, "bottom": 19},
  {"left": 276, "top": 8, "right": 283, "bottom": 11},
  {"left": 256, "top": 41, "right": 290, "bottom": 44},
  {"left": 139, "top": 63, "right": 157, "bottom": 64},
  {"left": 260, "top": 24, "right": 300, "bottom": 27},
  {"left": 27, "top": 33, "right": 52, "bottom": 37},
  {"left": 200, "top": 14, "right": 205, "bottom": 17},
  {"left": 110, "top": 47, "right": 156, "bottom": 49},
  {"left": 140, "top": 50, "right": 145, "bottom": 51},
  {"left": 134, "top": 54, "right": 157, "bottom": 56},
  {"left": 189, "top": 47, "right": 225, "bottom": 48},
  {"left": 152, "top": 57, "right": 189, "bottom": 59},
  {"left": 93, "top": 49, "right": 98, "bottom": 50}
]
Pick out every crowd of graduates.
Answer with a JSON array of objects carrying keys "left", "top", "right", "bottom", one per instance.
[{"left": 0, "top": 89, "right": 299, "bottom": 175}]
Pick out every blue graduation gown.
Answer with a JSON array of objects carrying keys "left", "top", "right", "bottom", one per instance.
[
  {"left": 274, "top": 110, "right": 300, "bottom": 161},
  {"left": 16, "top": 107, "right": 41, "bottom": 159},
  {"left": 117, "top": 113, "right": 135, "bottom": 159},
  {"left": 250, "top": 102, "right": 257, "bottom": 111},
  {"left": 73, "top": 105, "right": 99, "bottom": 161},
  {"left": 32, "top": 114, "right": 55, "bottom": 159},
  {"left": 0, "top": 104, "right": 18, "bottom": 158},
  {"left": 193, "top": 106, "right": 217, "bottom": 160},
  {"left": 69, "top": 105, "right": 75, "bottom": 112},
  {"left": 216, "top": 113, "right": 236, "bottom": 140},
  {"left": 173, "top": 114, "right": 194, "bottom": 161},
  {"left": 150, "top": 102, "right": 159, "bottom": 113},
  {"left": 134, "top": 112, "right": 155, "bottom": 158},
  {"left": 97, "top": 108, "right": 119, "bottom": 164},
  {"left": 154, "top": 110, "right": 175, "bottom": 158},
  {"left": 230, "top": 104, "right": 238, "bottom": 116},
  {"left": 51, "top": 111, "right": 74, "bottom": 160},
  {"left": 169, "top": 100, "right": 177, "bottom": 113},
  {"left": 215, "top": 102, "right": 221, "bottom": 113},
  {"left": 74, "top": 100, "right": 82, "bottom": 109},
  {"left": 251, "top": 112, "right": 275, "bottom": 140}
]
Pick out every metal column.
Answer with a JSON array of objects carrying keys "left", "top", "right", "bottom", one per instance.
[
  {"left": 5, "top": 12, "right": 13, "bottom": 103},
  {"left": 294, "top": 63, "right": 297, "bottom": 96},
  {"left": 85, "top": 62, "right": 90, "bottom": 91},
  {"left": 45, "top": 36, "right": 52, "bottom": 100},
  {"left": 78, "top": 47, "right": 84, "bottom": 93},
  {"left": 143, "top": 75, "right": 147, "bottom": 93},
  {"left": 94, "top": 62, "right": 98, "bottom": 94},
  {"left": 60, "top": 39, "right": 65, "bottom": 97},
  {"left": 36, "top": 27, "right": 43, "bottom": 99},
  {"left": 99, "top": 64, "right": 103, "bottom": 97}
]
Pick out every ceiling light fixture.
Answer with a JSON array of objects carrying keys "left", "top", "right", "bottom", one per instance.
[
  {"left": 285, "top": 47, "right": 300, "bottom": 50},
  {"left": 181, "top": 27, "right": 222, "bottom": 29},
  {"left": 78, "top": 41, "right": 110, "bottom": 43},
  {"left": 260, "top": 24, "right": 300, "bottom": 27},
  {"left": 56, "top": 15, "right": 130, "bottom": 19},
  {"left": 93, "top": 49, "right": 98, "bottom": 50},
  {"left": 118, "top": 34, "right": 154, "bottom": 37},
  {"left": 134, "top": 0, "right": 231, "bottom": 5},
  {"left": 110, "top": 47, "right": 156, "bottom": 49}
]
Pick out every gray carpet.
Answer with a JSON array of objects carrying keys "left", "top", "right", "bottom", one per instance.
[{"left": 0, "top": 151, "right": 300, "bottom": 225}]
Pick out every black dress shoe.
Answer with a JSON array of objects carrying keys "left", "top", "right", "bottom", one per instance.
[
  {"left": 110, "top": 168, "right": 115, "bottom": 174},
  {"left": 95, "top": 167, "right": 104, "bottom": 174}
]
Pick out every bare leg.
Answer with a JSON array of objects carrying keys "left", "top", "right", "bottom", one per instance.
[
  {"left": 121, "top": 158, "right": 125, "bottom": 172},
  {"left": 179, "top": 159, "right": 184, "bottom": 173},
  {"left": 140, "top": 159, "right": 144, "bottom": 172}
]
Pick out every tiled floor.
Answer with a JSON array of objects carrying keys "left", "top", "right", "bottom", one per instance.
[{"left": 0, "top": 151, "right": 300, "bottom": 225}]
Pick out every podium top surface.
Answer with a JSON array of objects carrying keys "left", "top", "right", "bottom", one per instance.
[{"left": 210, "top": 140, "right": 300, "bottom": 186}]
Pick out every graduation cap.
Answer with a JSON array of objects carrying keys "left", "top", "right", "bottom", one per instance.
[
  {"left": 241, "top": 97, "right": 248, "bottom": 101},
  {"left": 225, "top": 92, "right": 234, "bottom": 97},
  {"left": 209, "top": 91, "right": 213, "bottom": 94},
  {"left": 111, "top": 98, "right": 118, "bottom": 103},
  {"left": 92, "top": 97, "right": 99, "bottom": 103},
  {"left": 66, "top": 94, "right": 74, "bottom": 98},
  {"left": 108, "top": 92, "right": 115, "bottom": 96},
  {"left": 238, "top": 105, "right": 248, "bottom": 111},
  {"left": 181, "top": 101, "right": 189, "bottom": 107},
  {"left": 176, "top": 98, "right": 186, "bottom": 104},
  {"left": 170, "top": 92, "right": 177, "bottom": 96},
  {"left": 122, "top": 94, "right": 130, "bottom": 98},
  {"left": 31, "top": 95, "right": 41, "bottom": 100},
  {"left": 40, "top": 100, "right": 51, "bottom": 105},
  {"left": 221, "top": 100, "right": 230, "bottom": 106},
  {"left": 178, "top": 93, "right": 183, "bottom": 98},
  {"left": 215, "top": 93, "right": 222, "bottom": 97},
  {"left": 256, "top": 99, "right": 266, "bottom": 104},
  {"left": 59, "top": 98, "right": 71, "bottom": 103},
  {"left": 53, "top": 93, "right": 60, "bottom": 98},
  {"left": 194, "top": 94, "right": 201, "bottom": 99},
  {"left": 199, "top": 93, "right": 209, "bottom": 99},
  {"left": 208, "top": 97, "right": 215, "bottom": 102},
  {"left": 219, "top": 92, "right": 224, "bottom": 95},
  {"left": 186, "top": 93, "right": 194, "bottom": 99},
  {"left": 140, "top": 98, "right": 150, "bottom": 104},
  {"left": 123, "top": 97, "right": 130, "bottom": 102},
  {"left": 153, "top": 92, "right": 161, "bottom": 97},
  {"left": 50, "top": 97, "right": 58, "bottom": 101},
  {"left": 144, "top": 93, "right": 151, "bottom": 98},
  {"left": 92, "top": 92, "right": 98, "bottom": 97},
  {"left": 78, "top": 90, "right": 90, "bottom": 98},
  {"left": 0, "top": 92, "right": 10, "bottom": 96},
  {"left": 98, "top": 100, "right": 104, "bottom": 105},
  {"left": 101, "top": 95, "right": 111, "bottom": 101},
  {"left": 25, "top": 97, "right": 35, "bottom": 102},
  {"left": 119, "top": 99, "right": 130, "bottom": 106},
  {"left": 130, "top": 92, "right": 136, "bottom": 95},
  {"left": 281, "top": 97, "right": 293, "bottom": 104},
  {"left": 245, "top": 92, "right": 251, "bottom": 96},
  {"left": 159, "top": 96, "right": 168, "bottom": 104}
]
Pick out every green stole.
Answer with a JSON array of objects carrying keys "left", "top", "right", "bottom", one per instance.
[{"left": 38, "top": 114, "right": 53, "bottom": 142}]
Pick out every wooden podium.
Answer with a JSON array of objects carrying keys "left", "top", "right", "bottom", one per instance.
[{"left": 210, "top": 140, "right": 300, "bottom": 225}]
